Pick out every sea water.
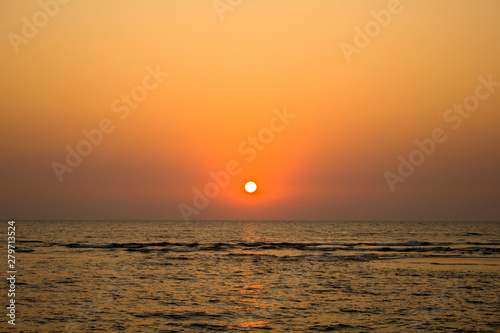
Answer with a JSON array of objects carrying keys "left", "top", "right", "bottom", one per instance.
[{"left": 11, "top": 220, "right": 500, "bottom": 332}]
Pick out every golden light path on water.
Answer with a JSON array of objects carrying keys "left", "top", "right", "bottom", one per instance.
[{"left": 230, "top": 221, "right": 270, "bottom": 329}]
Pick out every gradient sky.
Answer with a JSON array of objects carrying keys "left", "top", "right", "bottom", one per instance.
[{"left": 1, "top": 0, "right": 499, "bottom": 221}]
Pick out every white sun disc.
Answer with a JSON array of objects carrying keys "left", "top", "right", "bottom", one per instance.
[{"left": 245, "top": 181, "right": 257, "bottom": 193}]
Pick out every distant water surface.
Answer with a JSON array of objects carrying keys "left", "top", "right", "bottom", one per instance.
[{"left": 14, "top": 221, "right": 500, "bottom": 332}]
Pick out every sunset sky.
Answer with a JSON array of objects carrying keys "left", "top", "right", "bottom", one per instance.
[{"left": 1, "top": 0, "right": 499, "bottom": 221}]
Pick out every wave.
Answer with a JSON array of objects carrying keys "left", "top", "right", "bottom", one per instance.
[
  {"left": 44, "top": 241, "right": 498, "bottom": 257},
  {"left": 8, "top": 238, "right": 496, "bottom": 261},
  {"left": 65, "top": 241, "right": 199, "bottom": 249},
  {"left": 63, "top": 240, "right": 440, "bottom": 250},
  {"left": 466, "top": 242, "right": 500, "bottom": 246}
]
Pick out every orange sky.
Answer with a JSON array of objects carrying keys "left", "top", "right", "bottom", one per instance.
[{"left": 1, "top": 0, "right": 499, "bottom": 221}]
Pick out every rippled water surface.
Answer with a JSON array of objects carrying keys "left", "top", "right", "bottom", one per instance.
[{"left": 13, "top": 221, "right": 500, "bottom": 332}]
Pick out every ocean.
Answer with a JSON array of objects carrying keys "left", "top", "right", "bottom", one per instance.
[{"left": 11, "top": 220, "right": 500, "bottom": 332}]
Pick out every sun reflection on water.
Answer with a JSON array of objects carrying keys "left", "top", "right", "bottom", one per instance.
[
  {"left": 228, "top": 221, "right": 275, "bottom": 329},
  {"left": 241, "top": 320, "right": 269, "bottom": 328}
]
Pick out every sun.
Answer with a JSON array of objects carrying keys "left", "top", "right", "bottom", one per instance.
[{"left": 244, "top": 181, "right": 257, "bottom": 193}]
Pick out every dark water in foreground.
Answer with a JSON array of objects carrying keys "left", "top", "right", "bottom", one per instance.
[{"left": 8, "top": 221, "right": 500, "bottom": 332}]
